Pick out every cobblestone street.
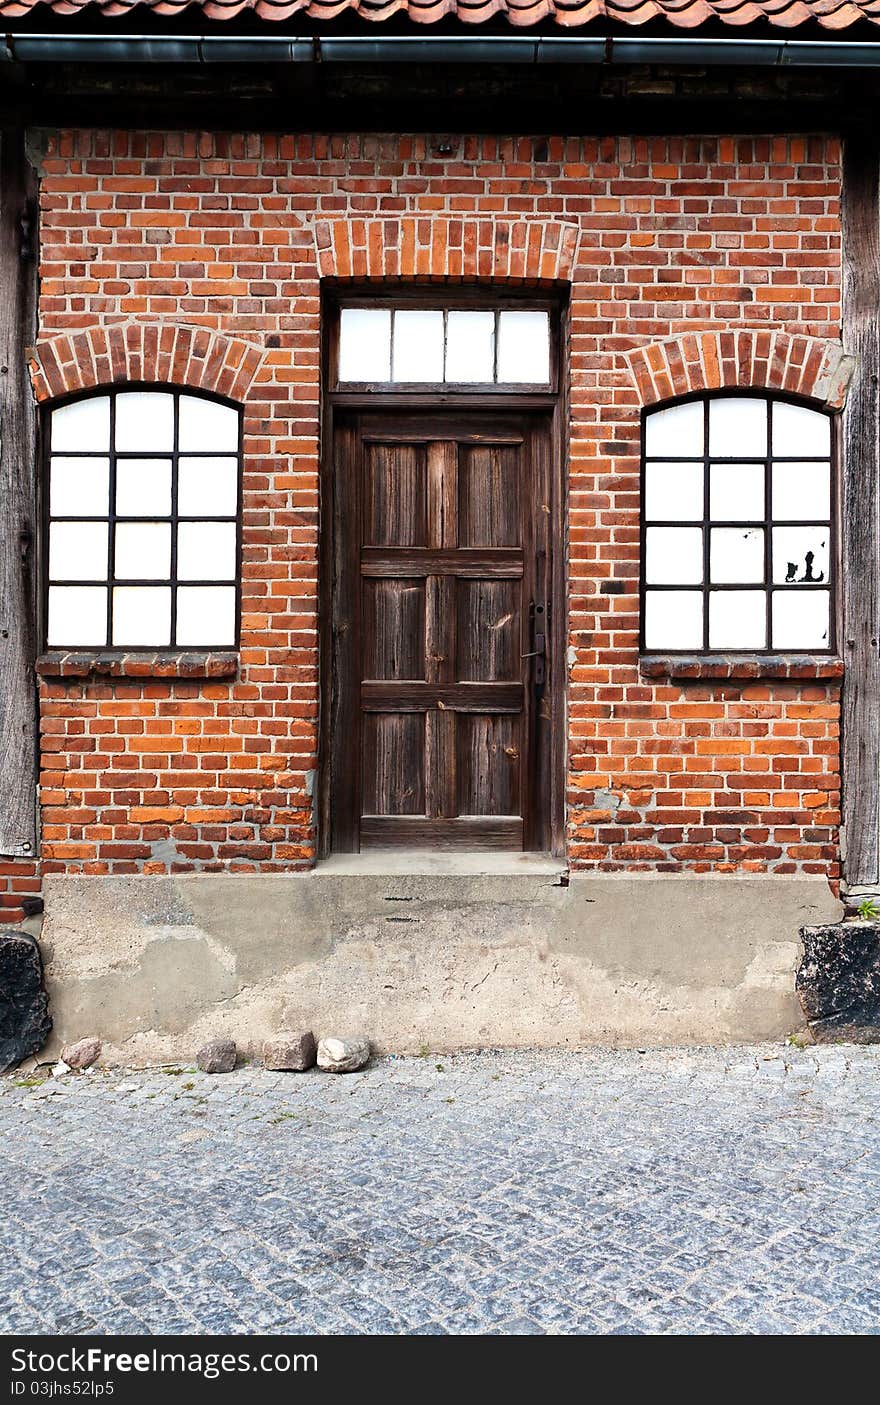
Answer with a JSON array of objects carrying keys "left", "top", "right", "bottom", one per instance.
[{"left": 1, "top": 1047, "right": 878, "bottom": 1336}]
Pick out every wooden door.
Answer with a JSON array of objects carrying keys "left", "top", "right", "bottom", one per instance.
[{"left": 329, "top": 410, "right": 553, "bottom": 851}]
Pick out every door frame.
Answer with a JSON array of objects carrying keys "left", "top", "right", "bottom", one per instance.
[{"left": 317, "top": 283, "right": 569, "bottom": 859}]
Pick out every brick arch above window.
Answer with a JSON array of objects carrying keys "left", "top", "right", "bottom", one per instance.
[
  {"left": 27, "top": 323, "right": 266, "bottom": 405},
  {"left": 625, "top": 331, "right": 855, "bottom": 412},
  {"left": 313, "top": 217, "right": 581, "bottom": 284}
]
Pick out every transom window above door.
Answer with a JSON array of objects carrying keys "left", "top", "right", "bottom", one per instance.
[
  {"left": 641, "top": 394, "right": 835, "bottom": 654},
  {"left": 45, "top": 388, "right": 241, "bottom": 650},
  {"left": 336, "top": 305, "right": 552, "bottom": 387}
]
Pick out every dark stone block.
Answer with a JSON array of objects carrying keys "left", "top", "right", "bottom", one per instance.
[
  {"left": 0, "top": 930, "right": 52, "bottom": 1071},
  {"left": 798, "top": 923, "right": 880, "bottom": 1043}
]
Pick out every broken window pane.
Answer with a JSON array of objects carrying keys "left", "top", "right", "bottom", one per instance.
[
  {"left": 708, "top": 397, "right": 767, "bottom": 458},
  {"left": 338, "top": 308, "right": 391, "bottom": 382},
  {"left": 644, "top": 591, "right": 703, "bottom": 650},
  {"left": 708, "top": 590, "right": 767, "bottom": 650},
  {"left": 644, "top": 400, "right": 704, "bottom": 458},
  {"left": 772, "top": 400, "right": 831, "bottom": 458},
  {"left": 644, "top": 462, "right": 703, "bottom": 521},
  {"left": 772, "top": 527, "right": 830, "bottom": 586},
  {"left": 709, "top": 463, "right": 764, "bottom": 522},
  {"left": 772, "top": 589, "right": 830, "bottom": 649},
  {"left": 771, "top": 461, "right": 831, "bottom": 522},
  {"left": 645, "top": 527, "right": 703, "bottom": 585},
  {"left": 710, "top": 527, "right": 765, "bottom": 584}
]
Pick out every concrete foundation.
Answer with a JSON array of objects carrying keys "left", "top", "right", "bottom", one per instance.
[{"left": 37, "top": 871, "right": 842, "bottom": 1063}]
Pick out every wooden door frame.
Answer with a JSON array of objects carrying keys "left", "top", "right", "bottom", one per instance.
[{"left": 316, "top": 283, "right": 569, "bottom": 859}]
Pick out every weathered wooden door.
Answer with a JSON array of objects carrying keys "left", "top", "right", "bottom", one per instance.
[{"left": 329, "top": 410, "right": 554, "bottom": 851}]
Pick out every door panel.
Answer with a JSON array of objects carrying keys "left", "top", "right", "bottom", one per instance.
[{"left": 331, "top": 409, "right": 552, "bottom": 851}]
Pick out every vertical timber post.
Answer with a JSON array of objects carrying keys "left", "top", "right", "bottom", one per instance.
[
  {"left": 842, "top": 130, "right": 880, "bottom": 888},
  {"left": 0, "top": 127, "right": 38, "bottom": 859}
]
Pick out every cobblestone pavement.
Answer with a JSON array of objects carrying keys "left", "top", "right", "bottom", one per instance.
[{"left": 1, "top": 1046, "right": 879, "bottom": 1336}]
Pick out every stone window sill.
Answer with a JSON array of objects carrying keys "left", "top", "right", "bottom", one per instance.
[
  {"left": 36, "top": 650, "right": 239, "bottom": 681},
  {"left": 639, "top": 654, "right": 844, "bottom": 682}
]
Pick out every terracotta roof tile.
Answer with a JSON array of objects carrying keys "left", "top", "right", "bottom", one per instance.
[{"left": 3, "top": 0, "right": 880, "bottom": 27}]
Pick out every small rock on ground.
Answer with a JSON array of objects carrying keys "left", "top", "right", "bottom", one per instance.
[
  {"left": 196, "top": 1038, "right": 236, "bottom": 1074},
  {"left": 263, "top": 1032, "right": 316, "bottom": 1072},
  {"left": 317, "top": 1035, "right": 370, "bottom": 1072},
  {"left": 61, "top": 1037, "right": 102, "bottom": 1071}
]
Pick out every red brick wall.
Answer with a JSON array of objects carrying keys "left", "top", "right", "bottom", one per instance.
[{"left": 30, "top": 131, "right": 842, "bottom": 879}]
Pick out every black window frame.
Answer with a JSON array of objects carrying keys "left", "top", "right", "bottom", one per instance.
[
  {"left": 639, "top": 389, "right": 839, "bottom": 657},
  {"left": 41, "top": 384, "right": 244, "bottom": 653}
]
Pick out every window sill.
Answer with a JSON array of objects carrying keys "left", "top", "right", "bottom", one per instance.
[
  {"left": 36, "top": 650, "right": 239, "bottom": 681},
  {"left": 639, "top": 654, "right": 844, "bottom": 682}
]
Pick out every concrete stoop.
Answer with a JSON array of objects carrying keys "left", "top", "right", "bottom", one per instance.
[{"left": 34, "top": 871, "right": 842, "bottom": 1064}]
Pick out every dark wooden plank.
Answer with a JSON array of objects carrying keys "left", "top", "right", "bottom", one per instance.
[
  {"left": 425, "top": 708, "right": 457, "bottom": 819},
  {"left": 842, "top": 132, "right": 880, "bottom": 886},
  {"left": 0, "top": 127, "right": 38, "bottom": 859},
  {"left": 365, "top": 439, "right": 426, "bottom": 547},
  {"left": 362, "top": 547, "right": 522, "bottom": 578},
  {"left": 427, "top": 439, "right": 457, "bottom": 551},
  {"left": 362, "top": 713, "right": 426, "bottom": 817},
  {"left": 362, "top": 578, "right": 426, "bottom": 681},
  {"left": 329, "top": 416, "right": 362, "bottom": 852},
  {"left": 360, "top": 816, "right": 522, "bottom": 850},
  {"left": 362, "top": 682, "right": 523, "bottom": 713},
  {"left": 457, "top": 714, "right": 521, "bottom": 817}
]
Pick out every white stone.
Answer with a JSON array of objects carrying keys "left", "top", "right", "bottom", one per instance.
[{"left": 317, "top": 1036, "right": 370, "bottom": 1073}]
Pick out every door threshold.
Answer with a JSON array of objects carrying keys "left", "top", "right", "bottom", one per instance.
[{"left": 316, "top": 850, "right": 567, "bottom": 878}]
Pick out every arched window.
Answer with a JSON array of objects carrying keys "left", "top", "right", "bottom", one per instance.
[
  {"left": 44, "top": 388, "right": 241, "bottom": 650},
  {"left": 641, "top": 394, "right": 835, "bottom": 654}
]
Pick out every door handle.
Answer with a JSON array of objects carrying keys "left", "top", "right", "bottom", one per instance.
[{"left": 522, "top": 602, "right": 547, "bottom": 687}]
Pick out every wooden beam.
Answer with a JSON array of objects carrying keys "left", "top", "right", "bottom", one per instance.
[
  {"left": 0, "top": 127, "right": 38, "bottom": 859},
  {"left": 841, "top": 131, "right": 880, "bottom": 886}
]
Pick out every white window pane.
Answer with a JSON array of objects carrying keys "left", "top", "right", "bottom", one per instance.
[
  {"left": 496, "top": 311, "right": 550, "bottom": 384},
  {"left": 175, "top": 586, "right": 236, "bottom": 647},
  {"left": 645, "top": 527, "right": 703, "bottom": 585},
  {"left": 115, "top": 459, "right": 172, "bottom": 517},
  {"left": 49, "top": 522, "right": 108, "bottom": 582},
  {"left": 178, "top": 457, "right": 239, "bottom": 518},
  {"left": 115, "top": 391, "right": 175, "bottom": 452},
  {"left": 772, "top": 401, "right": 831, "bottom": 457},
  {"left": 644, "top": 401, "right": 703, "bottom": 458},
  {"left": 51, "top": 396, "right": 110, "bottom": 452},
  {"left": 50, "top": 456, "right": 109, "bottom": 517},
  {"left": 709, "top": 590, "right": 767, "bottom": 649},
  {"left": 710, "top": 463, "right": 764, "bottom": 521},
  {"left": 644, "top": 591, "right": 703, "bottom": 650},
  {"left": 772, "top": 527, "right": 830, "bottom": 585},
  {"left": 178, "top": 396, "right": 239, "bottom": 453},
  {"left": 391, "top": 310, "right": 444, "bottom": 382},
  {"left": 772, "top": 589, "right": 830, "bottom": 650},
  {"left": 47, "top": 586, "right": 107, "bottom": 646},
  {"left": 644, "top": 462, "right": 703, "bottom": 521},
  {"left": 112, "top": 586, "right": 171, "bottom": 646},
  {"left": 114, "top": 523, "right": 171, "bottom": 581},
  {"left": 445, "top": 311, "right": 495, "bottom": 383},
  {"left": 177, "top": 522, "right": 237, "bottom": 581},
  {"left": 708, "top": 397, "right": 767, "bottom": 457},
  {"left": 772, "top": 462, "right": 831, "bottom": 522},
  {"left": 710, "top": 527, "right": 765, "bottom": 584},
  {"left": 338, "top": 308, "right": 391, "bottom": 382}
]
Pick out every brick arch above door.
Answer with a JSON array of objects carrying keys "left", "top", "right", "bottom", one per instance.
[
  {"left": 27, "top": 323, "right": 266, "bottom": 404},
  {"left": 624, "top": 330, "right": 855, "bottom": 411},
  {"left": 313, "top": 217, "right": 581, "bottom": 284}
]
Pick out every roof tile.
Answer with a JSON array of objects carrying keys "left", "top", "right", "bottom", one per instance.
[{"left": 2, "top": 0, "right": 880, "bottom": 28}]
